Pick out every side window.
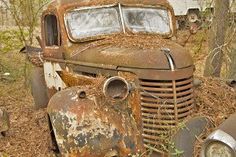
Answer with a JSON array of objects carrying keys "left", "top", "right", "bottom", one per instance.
[{"left": 44, "top": 14, "right": 59, "bottom": 46}]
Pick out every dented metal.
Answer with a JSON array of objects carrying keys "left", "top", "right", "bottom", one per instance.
[{"left": 48, "top": 86, "right": 144, "bottom": 156}]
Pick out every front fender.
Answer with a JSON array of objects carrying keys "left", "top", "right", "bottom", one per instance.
[{"left": 47, "top": 86, "right": 143, "bottom": 157}]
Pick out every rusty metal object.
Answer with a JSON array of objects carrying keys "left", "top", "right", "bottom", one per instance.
[
  {"left": 139, "top": 73, "right": 194, "bottom": 154},
  {"left": 0, "top": 109, "right": 10, "bottom": 136},
  {"left": 41, "top": 0, "right": 177, "bottom": 59},
  {"left": 103, "top": 76, "right": 131, "bottom": 101},
  {"left": 201, "top": 113, "right": 236, "bottom": 157},
  {"left": 57, "top": 71, "right": 97, "bottom": 87},
  {"left": 39, "top": 0, "right": 197, "bottom": 156},
  {"left": 48, "top": 86, "right": 144, "bottom": 156}
]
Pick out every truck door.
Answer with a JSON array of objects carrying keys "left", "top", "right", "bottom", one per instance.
[{"left": 42, "top": 13, "right": 63, "bottom": 59}]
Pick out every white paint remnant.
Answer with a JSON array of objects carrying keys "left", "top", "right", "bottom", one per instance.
[{"left": 44, "top": 62, "right": 66, "bottom": 90}]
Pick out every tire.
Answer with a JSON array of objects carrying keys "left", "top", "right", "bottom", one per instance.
[{"left": 30, "top": 67, "right": 49, "bottom": 109}]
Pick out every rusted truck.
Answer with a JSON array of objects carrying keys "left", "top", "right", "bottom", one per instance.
[{"left": 27, "top": 0, "right": 236, "bottom": 156}]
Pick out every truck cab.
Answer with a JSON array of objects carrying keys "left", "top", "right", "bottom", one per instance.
[{"left": 27, "top": 0, "right": 236, "bottom": 156}]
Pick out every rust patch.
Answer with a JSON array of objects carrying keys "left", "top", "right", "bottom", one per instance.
[
  {"left": 71, "top": 34, "right": 169, "bottom": 54},
  {"left": 49, "top": 0, "right": 174, "bottom": 12},
  {"left": 57, "top": 70, "right": 105, "bottom": 87},
  {"left": 118, "top": 72, "right": 142, "bottom": 129},
  {"left": 48, "top": 84, "right": 144, "bottom": 156}
]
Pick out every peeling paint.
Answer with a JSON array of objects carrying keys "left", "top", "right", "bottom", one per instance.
[
  {"left": 48, "top": 86, "right": 144, "bottom": 156},
  {"left": 44, "top": 62, "right": 67, "bottom": 90}
]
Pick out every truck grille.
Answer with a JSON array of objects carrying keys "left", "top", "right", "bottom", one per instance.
[{"left": 139, "top": 77, "right": 194, "bottom": 151}]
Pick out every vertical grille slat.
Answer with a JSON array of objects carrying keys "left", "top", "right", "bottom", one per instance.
[{"left": 139, "top": 77, "right": 194, "bottom": 152}]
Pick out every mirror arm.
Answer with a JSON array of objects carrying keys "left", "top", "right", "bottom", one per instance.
[{"left": 36, "top": 36, "right": 43, "bottom": 48}]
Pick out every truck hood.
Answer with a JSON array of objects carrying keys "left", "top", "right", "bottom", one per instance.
[{"left": 68, "top": 36, "right": 193, "bottom": 70}]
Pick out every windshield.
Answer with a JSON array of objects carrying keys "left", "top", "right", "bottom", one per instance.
[
  {"left": 122, "top": 7, "right": 171, "bottom": 34},
  {"left": 66, "top": 7, "right": 122, "bottom": 40},
  {"left": 65, "top": 6, "right": 172, "bottom": 41}
]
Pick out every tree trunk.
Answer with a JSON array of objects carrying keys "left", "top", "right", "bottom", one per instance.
[
  {"left": 204, "top": 0, "right": 230, "bottom": 77},
  {"left": 228, "top": 36, "right": 236, "bottom": 79}
]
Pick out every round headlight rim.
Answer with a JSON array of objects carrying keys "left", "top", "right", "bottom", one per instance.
[
  {"left": 201, "top": 129, "right": 236, "bottom": 157},
  {"left": 103, "top": 76, "right": 130, "bottom": 101},
  {"left": 203, "top": 140, "right": 234, "bottom": 157}
]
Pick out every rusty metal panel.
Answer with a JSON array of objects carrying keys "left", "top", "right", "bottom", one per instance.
[
  {"left": 47, "top": 86, "right": 144, "bottom": 156},
  {"left": 42, "top": 0, "right": 177, "bottom": 59},
  {"left": 219, "top": 113, "right": 236, "bottom": 141},
  {"left": 49, "top": 0, "right": 175, "bottom": 11},
  {"left": 119, "top": 66, "right": 194, "bottom": 80}
]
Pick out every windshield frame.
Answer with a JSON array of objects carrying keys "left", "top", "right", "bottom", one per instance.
[{"left": 64, "top": 4, "right": 174, "bottom": 42}]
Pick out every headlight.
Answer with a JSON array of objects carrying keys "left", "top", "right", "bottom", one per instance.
[
  {"left": 201, "top": 113, "right": 236, "bottom": 157},
  {"left": 201, "top": 130, "right": 236, "bottom": 157},
  {"left": 103, "top": 76, "right": 130, "bottom": 100},
  {"left": 205, "top": 141, "right": 233, "bottom": 157}
]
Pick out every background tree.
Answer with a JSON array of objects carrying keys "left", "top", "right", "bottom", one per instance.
[
  {"left": 204, "top": 0, "right": 230, "bottom": 77},
  {"left": 0, "top": 0, "right": 49, "bottom": 86},
  {"left": 227, "top": 0, "right": 236, "bottom": 79},
  {"left": 228, "top": 37, "right": 236, "bottom": 79},
  {"left": 0, "top": 0, "right": 49, "bottom": 45}
]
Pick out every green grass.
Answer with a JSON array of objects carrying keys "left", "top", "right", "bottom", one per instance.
[
  {"left": 0, "top": 29, "right": 32, "bottom": 84},
  {"left": 0, "top": 29, "right": 27, "bottom": 53}
]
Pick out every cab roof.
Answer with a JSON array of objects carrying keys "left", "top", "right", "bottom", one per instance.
[{"left": 47, "top": 0, "right": 173, "bottom": 12}]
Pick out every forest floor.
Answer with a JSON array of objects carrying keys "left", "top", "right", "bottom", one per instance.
[
  {"left": 0, "top": 30, "right": 235, "bottom": 157},
  {"left": 0, "top": 52, "right": 54, "bottom": 157}
]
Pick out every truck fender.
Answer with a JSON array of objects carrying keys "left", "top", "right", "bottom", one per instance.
[{"left": 47, "top": 86, "right": 143, "bottom": 157}]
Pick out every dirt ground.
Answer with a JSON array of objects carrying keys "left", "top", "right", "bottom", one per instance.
[
  {"left": 0, "top": 30, "right": 235, "bottom": 157},
  {"left": 0, "top": 79, "right": 54, "bottom": 157},
  {"left": 0, "top": 53, "right": 54, "bottom": 157}
]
